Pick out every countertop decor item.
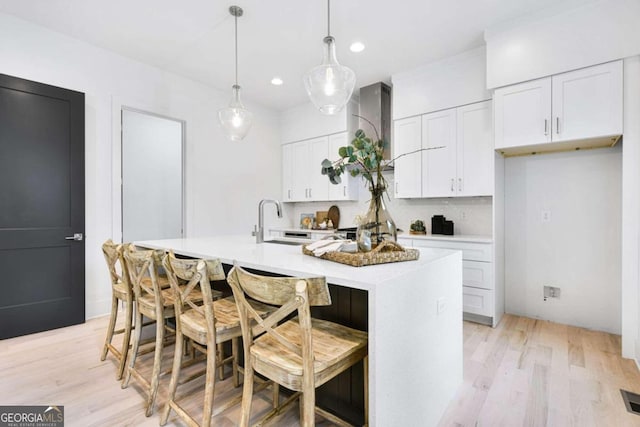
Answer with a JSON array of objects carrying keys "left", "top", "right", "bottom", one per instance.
[
  {"left": 218, "top": 6, "right": 253, "bottom": 141},
  {"left": 410, "top": 220, "right": 427, "bottom": 235},
  {"left": 302, "top": 240, "right": 419, "bottom": 267},
  {"left": 300, "top": 213, "right": 314, "bottom": 229},
  {"left": 321, "top": 117, "right": 443, "bottom": 250},
  {"left": 327, "top": 205, "right": 340, "bottom": 229}
]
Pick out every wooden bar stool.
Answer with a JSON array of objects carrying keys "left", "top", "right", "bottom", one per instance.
[
  {"left": 160, "top": 252, "right": 276, "bottom": 427},
  {"left": 228, "top": 263, "right": 369, "bottom": 427},
  {"left": 122, "top": 246, "right": 195, "bottom": 417},
  {"left": 100, "top": 239, "right": 134, "bottom": 380}
]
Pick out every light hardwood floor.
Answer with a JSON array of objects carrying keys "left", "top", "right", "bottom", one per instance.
[{"left": 1, "top": 313, "right": 639, "bottom": 426}]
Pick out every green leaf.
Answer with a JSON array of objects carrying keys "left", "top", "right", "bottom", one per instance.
[
  {"left": 355, "top": 129, "right": 365, "bottom": 138},
  {"left": 350, "top": 168, "right": 360, "bottom": 177},
  {"left": 329, "top": 174, "right": 342, "bottom": 185},
  {"left": 346, "top": 146, "right": 354, "bottom": 156},
  {"left": 321, "top": 158, "right": 332, "bottom": 168},
  {"left": 338, "top": 147, "right": 348, "bottom": 158},
  {"left": 349, "top": 155, "right": 357, "bottom": 163}
]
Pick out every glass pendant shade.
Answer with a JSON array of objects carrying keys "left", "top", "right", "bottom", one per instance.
[
  {"left": 304, "top": 36, "right": 356, "bottom": 115},
  {"left": 218, "top": 84, "right": 253, "bottom": 141}
]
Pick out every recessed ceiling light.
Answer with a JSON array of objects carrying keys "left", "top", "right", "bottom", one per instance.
[
  {"left": 271, "top": 77, "right": 283, "bottom": 86},
  {"left": 350, "top": 42, "right": 365, "bottom": 53}
]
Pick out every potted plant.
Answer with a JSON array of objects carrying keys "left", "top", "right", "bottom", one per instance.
[
  {"left": 410, "top": 220, "right": 427, "bottom": 235},
  {"left": 321, "top": 116, "right": 441, "bottom": 249}
]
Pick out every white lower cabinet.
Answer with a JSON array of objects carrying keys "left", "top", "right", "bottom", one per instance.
[
  {"left": 462, "top": 287, "right": 493, "bottom": 317},
  {"left": 403, "top": 237, "right": 501, "bottom": 326}
]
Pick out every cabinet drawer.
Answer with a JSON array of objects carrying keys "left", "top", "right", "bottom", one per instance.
[
  {"left": 463, "top": 260, "right": 493, "bottom": 290},
  {"left": 412, "top": 240, "right": 492, "bottom": 262},
  {"left": 463, "top": 286, "right": 493, "bottom": 317},
  {"left": 397, "top": 237, "right": 413, "bottom": 247}
]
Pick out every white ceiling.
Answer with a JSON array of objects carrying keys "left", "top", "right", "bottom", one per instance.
[{"left": 0, "top": 0, "right": 589, "bottom": 111}]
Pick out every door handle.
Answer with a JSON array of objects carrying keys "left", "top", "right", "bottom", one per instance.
[{"left": 65, "top": 233, "right": 83, "bottom": 241}]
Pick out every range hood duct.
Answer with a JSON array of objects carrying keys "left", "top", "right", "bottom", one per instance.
[{"left": 358, "top": 82, "right": 391, "bottom": 161}]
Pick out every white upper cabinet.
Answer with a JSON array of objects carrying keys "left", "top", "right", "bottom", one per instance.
[
  {"left": 327, "top": 132, "right": 358, "bottom": 201},
  {"left": 307, "top": 137, "right": 329, "bottom": 201},
  {"left": 393, "top": 116, "right": 422, "bottom": 198},
  {"left": 457, "top": 101, "right": 494, "bottom": 197},
  {"left": 551, "top": 61, "right": 623, "bottom": 142},
  {"left": 494, "top": 78, "right": 551, "bottom": 149},
  {"left": 494, "top": 60, "right": 623, "bottom": 152},
  {"left": 394, "top": 100, "right": 493, "bottom": 199},
  {"left": 421, "top": 108, "right": 457, "bottom": 198},
  {"left": 282, "top": 137, "right": 329, "bottom": 202},
  {"left": 282, "top": 143, "right": 294, "bottom": 202}
]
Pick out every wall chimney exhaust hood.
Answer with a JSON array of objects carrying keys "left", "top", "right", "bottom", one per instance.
[
  {"left": 496, "top": 134, "right": 621, "bottom": 158},
  {"left": 358, "top": 82, "right": 391, "bottom": 161}
]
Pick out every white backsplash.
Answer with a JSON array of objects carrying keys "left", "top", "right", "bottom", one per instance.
[{"left": 281, "top": 175, "right": 493, "bottom": 236}]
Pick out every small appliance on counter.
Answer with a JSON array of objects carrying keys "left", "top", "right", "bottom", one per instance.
[{"left": 431, "top": 215, "right": 454, "bottom": 235}]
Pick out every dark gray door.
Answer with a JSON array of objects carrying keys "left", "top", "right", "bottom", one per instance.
[{"left": 0, "top": 74, "right": 85, "bottom": 339}]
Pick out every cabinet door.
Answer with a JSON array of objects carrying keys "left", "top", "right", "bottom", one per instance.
[
  {"left": 328, "top": 132, "right": 358, "bottom": 200},
  {"left": 291, "top": 141, "right": 309, "bottom": 201},
  {"left": 393, "top": 116, "right": 422, "bottom": 198},
  {"left": 552, "top": 60, "right": 623, "bottom": 142},
  {"left": 421, "top": 108, "right": 457, "bottom": 198},
  {"left": 282, "top": 144, "right": 294, "bottom": 201},
  {"left": 307, "top": 136, "right": 329, "bottom": 201},
  {"left": 494, "top": 77, "right": 551, "bottom": 149},
  {"left": 457, "top": 101, "right": 493, "bottom": 196}
]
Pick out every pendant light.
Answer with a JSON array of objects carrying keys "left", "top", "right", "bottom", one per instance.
[
  {"left": 303, "top": 0, "right": 356, "bottom": 115},
  {"left": 218, "top": 5, "right": 253, "bottom": 141}
]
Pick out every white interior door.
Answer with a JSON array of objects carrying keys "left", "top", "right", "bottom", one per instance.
[{"left": 122, "top": 109, "right": 183, "bottom": 242}]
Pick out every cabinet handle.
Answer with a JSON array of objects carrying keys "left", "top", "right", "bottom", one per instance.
[
  {"left": 458, "top": 178, "right": 462, "bottom": 192},
  {"left": 451, "top": 178, "right": 455, "bottom": 192},
  {"left": 544, "top": 119, "right": 548, "bottom": 136},
  {"left": 305, "top": 188, "right": 308, "bottom": 198},
  {"left": 343, "top": 186, "right": 346, "bottom": 197},
  {"left": 288, "top": 189, "right": 291, "bottom": 199},
  {"left": 556, "top": 117, "right": 560, "bottom": 134},
  {"left": 309, "top": 188, "right": 312, "bottom": 198}
]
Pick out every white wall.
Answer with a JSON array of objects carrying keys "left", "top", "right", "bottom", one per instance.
[
  {"left": 485, "top": 0, "right": 640, "bottom": 89},
  {"left": 504, "top": 146, "right": 622, "bottom": 333},
  {"left": 0, "top": 12, "right": 284, "bottom": 319},
  {"left": 391, "top": 47, "right": 490, "bottom": 120},
  {"left": 621, "top": 56, "right": 640, "bottom": 362}
]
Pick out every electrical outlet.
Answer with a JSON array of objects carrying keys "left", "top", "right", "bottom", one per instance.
[
  {"left": 541, "top": 210, "right": 552, "bottom": 223},
  {"left": 437, "top": 297, "right": 446, "bottom": 314},
  {"left": 543, "top": 285, "right": 561, "bottom": 301}
]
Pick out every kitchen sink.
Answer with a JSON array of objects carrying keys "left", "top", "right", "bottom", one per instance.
[{"left": 263, "top": 239, "right": 304, "bottom": 246}]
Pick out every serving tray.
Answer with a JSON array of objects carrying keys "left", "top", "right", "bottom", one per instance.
[{"left": 302, "top": 240, "right": 419, "bottom": 267}]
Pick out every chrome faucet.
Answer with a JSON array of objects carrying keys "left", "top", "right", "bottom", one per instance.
[{"left": 254, "top": 199, "right": 282, "bottom": 243}]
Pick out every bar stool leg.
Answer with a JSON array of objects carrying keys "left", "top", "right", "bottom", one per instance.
[
  {"left": 122, "top": 309, "right": 143, "bottom": 389},
  {"left": 116, "top": 298, "right": 134, "bottom": 380},
  {"left": 101, "top": 295, "right": 119, "bottom": 361},
  {"left": 160, "top": 325, "right": 184, "bottom": 426},
  {"left": 202, "top": 336, "right": 217, "bottom": 426},
  {"left": 145, "top": 316, "right": 165, "bottom": 416}
]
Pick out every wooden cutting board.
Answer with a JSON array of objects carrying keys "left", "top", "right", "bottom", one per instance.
[{"left": 327, "top": 205, "right": 340, "bottom": 229}]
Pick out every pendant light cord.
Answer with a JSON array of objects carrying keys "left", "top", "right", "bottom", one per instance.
[
  {"left": 327, "top": 0, "right": 331, "bottom": 37},
  {"left": 234, "top": 13, "right": 238, "bottom": 86}
]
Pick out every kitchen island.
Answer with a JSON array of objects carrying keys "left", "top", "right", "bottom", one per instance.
[{"left": 136, "top": 235, "right": 462, "bottom": 426}]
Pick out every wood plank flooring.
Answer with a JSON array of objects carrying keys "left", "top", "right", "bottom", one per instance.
[{"left": 0, "top": 313, "right": 639, "bottom": 426}]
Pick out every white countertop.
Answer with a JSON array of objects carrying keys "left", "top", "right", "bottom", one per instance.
[{"left": 135, "top": 235, "right": 457, "bottom": 291}]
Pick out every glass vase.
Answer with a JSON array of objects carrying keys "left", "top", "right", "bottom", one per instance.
[{"left": 356, "top": 186, "right": 397, "bottom": 251}]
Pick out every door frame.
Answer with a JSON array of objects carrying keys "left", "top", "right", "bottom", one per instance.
[{"left": 111, "top": 96, "right": 186, "bottom": 243}]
